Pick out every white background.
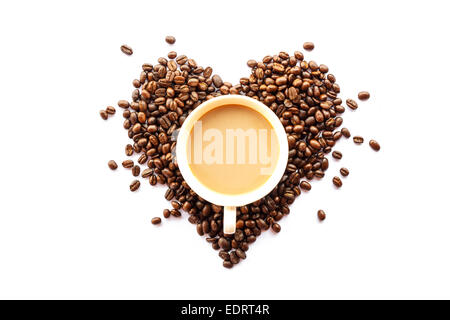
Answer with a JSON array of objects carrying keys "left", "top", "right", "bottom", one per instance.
[{"left": 0, "top": 0, "right": 449, "bottom": 300}]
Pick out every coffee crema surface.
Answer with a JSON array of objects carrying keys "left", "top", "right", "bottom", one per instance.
[{"left": 187, "top": 104, "right": 279, "bottom": 195}]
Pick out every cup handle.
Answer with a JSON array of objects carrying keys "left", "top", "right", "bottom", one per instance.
[{"left": 223, "top": 206, "right": 236, "bottom": 235}]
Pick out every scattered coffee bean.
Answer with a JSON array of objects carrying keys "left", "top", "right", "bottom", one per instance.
[
  {"left": 300, "top": 181, "right": 311, "bottom": 191},
  {"left": 369, "top": 139, "right": 380, "bottom": 151},
  {"left": 120, "top": 45, "right": 133, "bottom": 56},
  {"left": 346, "top": 99, "right": 358, "bottom": 110},
  {"left": 122, "top": 160, "right": 134, "bottom": 168},
  {"left": 99, "top": 110, "right": 108, "bottom": 120},
  {"left": 318, "top": 210, "right": 326, "bottom": 221},
  {"left": 163, "top": 209, "right": 171, "bottom": 219},
  {"left": 151, "top": 217, "right": 161, "bottom": 225},
  {"left": 353, "top": 136, "right": 364, "bottom": 144},
  {"left": 332, "top": 176, "right": 343, "bottom": 188},
  {"left": 358, "top": 91, "right": 370, "bottom": 101},
  {"left": 340, "top": 167, "right": 349, "bottom": 177},
  {"left": 165, "top": 35, "right": 176, "bottom": 44},
  {"left": 223, "top": 260, "right": 233, "bottom": 269},
  {"left": 117, "top": 100, "right": 129, "bottom": 108},
  {"left": 125, "top": 144, "right": 133, "bottom": 156},
  {"left": 132, "top": 165, "right": 140, "bottom": 177},
  {"left": 108, "top": 160, "right": 118, "bottom": 170},
  {"left": 332, "top": 151, "right": 342, "bottom": 160},
  {"left": 106, "top": 106, "right": 116, "bottom": 115},
  {"left": 303, "top": 42, "right": 314, "bottom": 51},
  {"left": 272, "top": 223, "right": 281, "bottom": 233},
  {"left": 341, "top": 128, "right": 351, "bottom": 138},
  {"left": 129, "top": 180, "right": 140, "bottom": 192}
]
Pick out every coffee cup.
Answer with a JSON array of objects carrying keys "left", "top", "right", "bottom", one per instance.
[{"left": 176, "top": 95, "right": 288, "bottom": 234}]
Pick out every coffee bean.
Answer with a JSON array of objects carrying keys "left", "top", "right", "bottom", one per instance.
[
  {"left": 358, "top": 91, "right": 370, "bottom": 101},
  {"left": 353, "top": 136, "right": 364, "bottom": 144},
  {"left": 165, "top": 35, "right": 176, "bottom": 44},
  {"left": 303, "top": 42, "right": 314, "bottom": 51},
  {"left": 151, "top": 217, "right": 161, "bottom": 225},
  {"left": 332, "top": 151, "right": 342, "bottom": 160},
  {"left": 141, "top": 168, "right": 153, "bottom": 178},
  {"left": 132, "top": 165, "right": 140, "bottom": 177},
  {"left": 369, "top": 139, "right": 380, "bottom": 151},
  {"left": 120, "top": 44, "right": 133, "bottom": 56},
  {"left": 346, "top": 99, "right": 358, "bottom": 110},
  {"left": 106, "top": 106, "right": 116, "bottom": 115},
  {"left": 122, "top": 160, "right": 134, "bottom": 168},
  {"left": 272, "top": 223, "right": 281, "bottom": 233},
  {"left": 99, "top": 110, "right": 108, "bottom": 120},
  {"left": 230, "top": 251, "right": 240, "bottom": 264},
  {"left": 219, "top": 250, "right": 230, "bottom": 261},
  {"left": 218, "top": 237, "right": 231, "bottom": 250},
  {"left": 318, "top": 210, "right": 326, "bottom": 221},
  {"left": 341, "top": 128, "right": 351, "bottom": 138},
  {"left": 171, "top": 209, "right": 181, "bottom": 217},
  {"left": 332, "top": 176, "right": 343, "bottom": 188},
  {"left": 212, "top": 75, "right": 223, "bottom": 88},
  {"left": 108, "top": 160, "right": 118, "bottom": 170},
  {"left": 163, "top": 209, "right": 171, "bottom": 219},
  {"left": 125, "top": 144, "right": 133, "bottom": 156},
  {"left": 118, "top": 100, "right": 130, "bottom": 109},
  {"left": 129, "top": 180, "right": 140, "bottom": 191},
  {"left": 300, "top": 181, "right": 311, "bottom": 191},
  {"left": 223, "top": 260, "right": 233, "bottom": 269},
  {"left": 340, "top": 167, "right": 349, "bottom": 177},
  {"left": 236, "top": 248, "right": 246, "bottom": 259}
]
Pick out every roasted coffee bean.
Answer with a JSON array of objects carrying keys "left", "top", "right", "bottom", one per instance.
[
  {"left": 223, "top": 260, "right": 233, "bottom": 269},
  {"left": 118, "top": 100, "right": 130, "bottom": 109},
  {"left": 165, "top": 35, "right": 176, "bottom": 44},
  {"left": 353, "top": 136, "right": 364, "bottom": 144},
  {"left": 106, "top": 106, "right": 116, "bottom": 115},
  {"left": 125, "top": 144, "right": 133, "bottom": 156},
  {"left": 129, "top": 180, "right": 140, "bottom": 191},
  {"left": 332, "top": 151, "right": 342, "bottom": 159},
  {"left": 132, "top": 165, "right": 140, "bottom": 177},
  {"left": 369, "top": 139, "right": 380, "bottom": 151},
  {"left": 346, "top": 99, "right": 358, "bottom": 110},
  {"left": 300, "top": 181, "right": 311, "bottom": 191},
  {"left": 340, "top": 167, "right": 349, "bottom": 177},
  {"left": 120, "top": 44, "right": 133, "bottom": 56},
  {"left": 332, "top": 176, "right": 343, "bottom": 188},
  {"left": 303, "top": 42, "right": 315, "bottom": 51},
  {"left": 99, "top": 110, "right": 108, "bottom": 120},
  {"left": 108, "top": 160, "right": 118, "bottom": 170},
  {"left": 151, "top": 217, "right": 161, "bottom": 225},
  {"left": 218, "top": 237, "right": 231, "bottom": 250},
  {"left": 272, "top": 223, "right": 281, "bottom": 233},
  {"left": 163, "top": 209, "right": 171, "bottom": 219},
  {"left": 318, "top": 210, "right": 326, "bottom": 221},
  {"left": 212, "top": 75, "right": 223, "bottom": 88},
  {"left": 141, "top": 168, "right": 153, "bottom": 178},
  {"left": 230, "top": 251, "right": 240, "bottom": 264},
  {"left": 358, "top": 91, "right": 370, "bottom": 101},
  {"left": 236, "top": 248, "right": 247, "bottom": 259},
  {"left": 341, "top": 128, "right": 351, "bottom": 138},
  {"left": 171, "top": 209, "right": 181, "bottom": 217},
  {"left": 219, "top": 250, "right": 230, "bottom": 261},
  {"left": 122, "top": 160, "right": 134, "bottom": 168}
]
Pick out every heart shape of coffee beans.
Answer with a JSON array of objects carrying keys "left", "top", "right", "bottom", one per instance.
[{"left": 106, "top": 44, "right": 348, "bottom": 268}]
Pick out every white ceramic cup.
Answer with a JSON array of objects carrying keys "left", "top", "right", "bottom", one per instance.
[{"left": 176, "top": 95, "right": 288, "bottom": 234}]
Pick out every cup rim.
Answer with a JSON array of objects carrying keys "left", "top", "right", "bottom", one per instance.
[{"left": 176, "top": 95, "right": 288, "bottom": 207}]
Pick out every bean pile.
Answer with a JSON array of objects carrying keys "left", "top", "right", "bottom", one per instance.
[{"left": 104, "top": 40, "right": 380, "bottom": 268}]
